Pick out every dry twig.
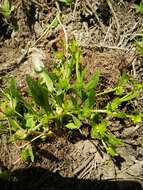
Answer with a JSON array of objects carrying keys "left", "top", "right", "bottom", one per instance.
[
  {"left": 106, "top": 0, "right": 120, "bottom": 45},
  {"left": 73, "top": 0, "right": 79, "bottom": 17}
]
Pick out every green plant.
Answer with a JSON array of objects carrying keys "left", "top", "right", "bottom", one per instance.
[
  {"left": 134, "top": 2, "right": 143, "bottom": 13},
  {"left": 0, "top": 40, "right": 142, "bottom": 159},
  {"left": 0, "top": 0, "right": 14, "bottom": 17}
]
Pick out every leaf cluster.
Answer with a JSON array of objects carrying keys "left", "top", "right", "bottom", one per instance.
[
  {"left": 0, "top": 0, "right": 14, "bottom": 17},
  {"left": 134, "top": 2, "right": 143, "bottom": 14}
]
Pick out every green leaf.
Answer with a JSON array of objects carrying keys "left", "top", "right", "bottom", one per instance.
[
  {"left": 65, "top": 115, "right": 81, "bottom": 130},
  {"left": 76, "top": 62, "right": 82, "bottom": 84},
  {"left": 106, "top": 97, "right": 121, "bottom": 111},
  {"left": 115, "top": 86, "right": 124, "bottom": 96},
  {"left": 4, "top": 106, "right": 14, "bottom": 116},
  {"left": 63, "top": 98, "right": 76, "bottom": 112},
  {"left": 13, "top": 129, "right": 27, "bottom": 140},
  {"left": 115, "top": 73, "right": 129, "bottom": 95},
  {"left": 111, "top": 112, "right": 127, "bottom": 118},
  {"left": 74, "top": 48, "right": 83, "bottom": 86},
  {"left": 72, "top": 115, "right": 82, "bottom": 128},
  {"left": 107, "top": 91, "right": 139, "bottom": 112},
  {"left": 7, "top": 77, "right": 20, "bottom": 99},
  {"left": 128, "top": 113, "right": 143, "bottom": 123},
  {"left": 2, "top": 0, "right": 10, "bottom": 10},
  {"left": 120, "top": 91, "right": 139, "bottom": 102},
  {"left": 0, "top": 0, "right": 14, "bottom": 17},
  {"left": 65, "top": 122, "right": 79, "bottom": 129},
  {"left": 20, "top": 147, "right": 34, "bottom": 162},
  {"left": 69, "top": 39, "right": 78, "bottom": 53},
  {"left": 116, "top": 73, "right": 129, "bottom": 91},
  {"left": 83, "top": 89, "right": 95, "bottom": 109},
  {"left": 91, "top": 121, "right": 107, "bottom": 139},
  {"left": 61, "top": 59, "right": 75, "bottom": 84},
  {"left": 134, "top": 2, "right": 143, "bottom": 13},
  {"left": 59, "top": 78, "right": 69, "bottom": 90},
  {"left": 81, "top": 106, "right": 91, "bottom": 118},
  {"left": 9, "top": 119, "right": 21, "bottom": 131},
  {"left": 85, "top": 70, "right": 100, "bottom": 91},
  {"left": 26, "top": 75, "right": 50, "bottom": 112},
  {"left": 25, "top": 113, "right": 36, "bottom": 129},
  {"left": 105, "top": 146, "right": 118, "bottom": 157},
  {"left": 107, "top": 134, "right": 124, "bottom": 146},
  {"left": 40, "top": 71, "right": 54, "bottom": 92}
]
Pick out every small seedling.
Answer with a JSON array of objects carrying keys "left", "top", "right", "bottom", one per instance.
[
  {"left": 134, "top": 2, "right": 143, "bottom": 14},
  {"left": 0, "top": 0, "right": 14, "bottom": 17}
]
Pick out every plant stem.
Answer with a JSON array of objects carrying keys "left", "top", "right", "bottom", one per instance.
[
  {"left": 91, "top": 109, "right": 109, "bottom": 113},
  {"left": 96, "top": 88, "right": 116, "bottom": 96},
  {"left": 18, "top": 133, "right": 45, "bottom": 149}
]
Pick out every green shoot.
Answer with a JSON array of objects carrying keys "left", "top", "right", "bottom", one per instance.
[
  {"left": 134, "top": 2, "right": 143, "bottom": 14},
  {"left": 0, "top": 0, "right": 14, "bottom": 17}
]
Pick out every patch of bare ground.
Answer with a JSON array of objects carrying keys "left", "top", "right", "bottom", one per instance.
[{"left": 0, "top": 0, "right": 143, "bottom": 189}]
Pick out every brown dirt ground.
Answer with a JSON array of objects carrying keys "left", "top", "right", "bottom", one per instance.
[{"left": 0, "top": 0, "right": 143, "bottom": 189}]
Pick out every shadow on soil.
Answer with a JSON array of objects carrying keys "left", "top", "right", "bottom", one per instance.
[{"left": 0, "top": 167, "right": 142, "bottom": 190}]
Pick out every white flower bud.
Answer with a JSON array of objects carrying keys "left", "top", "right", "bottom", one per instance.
[{"left": 30, "top": 48, "right": 45, "bottom": 73}]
